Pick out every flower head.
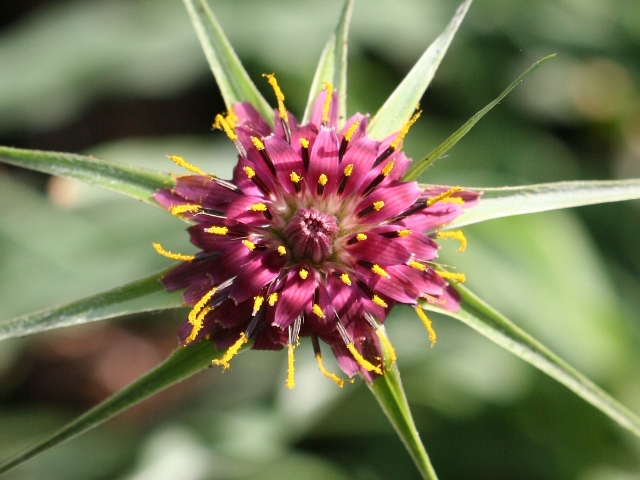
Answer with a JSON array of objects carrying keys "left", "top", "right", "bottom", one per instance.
[{"left": 154, "top": 80, "right": 479, "bottom": 386}]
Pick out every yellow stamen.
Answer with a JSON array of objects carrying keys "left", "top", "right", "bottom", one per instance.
[
  {"left": 312, "top": 304, "right": 326, "bottom": 319},
  {"left": 249, "top": 202, "right": 268, "bottom": 212},
  {"left": 373, "top": 201, "right": 385, "bottom": 211},
  {"left": 344, "top": 120, "right": 360, "bottom": 142},
  {"left": 224, "top": 109, "right": 238, "bottom": 129},
  {"left": 252, "top": 295, "right": 264, "bottom": 316},
  {"left": 299, "top": 138, "right": 309, "bottom": 149},
  {"left": 170, "top": 204, "right": 200, "bottom": 217},
  {"left": 299, "top": 269, "right": 309, "bottom": 280},
  {"left": 251, "top": 136, "right": 265, "bottom": 150},
  {"left": 205, "top": 226, "right": 228, "bottom": 235},
  {"left": 318, "top": 174, "right": 328, "bottom": 186},
  {"left": 436, "top": 270, "right": 466, "bottom": 283},
  {"left": 414, "top": 306, "right": 437, "bottom": 346},
  {"left": 268, "top": 292, "right": 279, "bottom": 306},
  {"left": 290, "top": 172, "right": 301, "bottom": 183},
  {"left": 372, "top": 264, "right": 390, "bottom": 278},
  {"left": 152, "top": 242, "right": 195, "bottom": 262},
  {"left": 439, "top": 196, "right": 465, "bottom": 205},
  {"left": 244, "top": 166, "right": 256, "bottom": 179},
  {"left": 343, "top": 164, "right": 354, "bottom": 176},
  {"left": 427, "top": 186, "right": 464, "bottom": 207},
  {"left": 409, "top": 260, "right": 426, "bottom": 271},
  {"left": 346, "top": 343, "right": 382, "bottom": 374},
  {"left": 398, "top": 229, "right": 411, "bottom": 238},
  {"left": 340, "top": 273, "right": 352, "bottom": 286},
  {"left": 188, "top": 286, "right": 218, "bottom": 328},
  {"left": 242, "top": 240, "right": 256, "bottom": 251},
  {"left": 213, "top": 114, "right": 238, "bottom": 142},
  {"left": 277, "top": 245, "right": 287, "bottom": 256},
  {"left": 372, "top": 295, "right": 388, "bottom": 308},
  {"left": 356, "top": 233, "right": 367, "bottom": 242},
  {"left": 436, "top": 230, "right": 467, "bottom": 252},
  {"left": 167, "top": 155, "right": 212, "bottom": 178},
  {"left": 381, "top": 160, "right": 395, "bottom": 177},
  {"left": 315, "top": 353, "right": 349, "bottom": 387},
  {"left": 262, "top": 73, "right": 288, "bottom": 120},
  {"left": 390, "top": 110, "right": 422, "bottom": 149},
  {"left": 322, "top": 83, "right": 333, "bottom": 124},
  {"left": 376, "top": 329, "right": 397, "bottom": 367},
  {"left": 185, "top": 305, "right": 211, "bottom": 344},
  {"left": 212, "top": 332, "right": 248, "bottom": 370},
  {"left": 286, "top": 343, "right": 296, "bottom": 389}
]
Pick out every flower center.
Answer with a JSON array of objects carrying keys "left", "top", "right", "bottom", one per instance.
[{"left": 283, "top": 208, "right": 338, "bottom": 263}]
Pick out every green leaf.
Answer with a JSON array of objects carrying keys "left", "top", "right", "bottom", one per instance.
[
  {"left": 421, "top": 284, "right": 640, "bottom": 438},
  {"left": 183, "top": 0, "right": 273, "bottom": 126},
  {"left": 367, "top": 327, "right": 438, "bottom": 480},
  {"left": 0, "top": 146, "right": 174, "bottom": 206},
  {"left": 440, "top": 179, "right": 640, "bottom": 230},
  {"left": 302, "top": 0, "right": 354, "bottom": 128},
  {"left": 403, "top": 54, "right": 556, "bottom": 181},
  {"left": 367, "top": 0, "right": 472, "bottom": 140},
  {"left": 0, "top": 341, "right": 220, "bottom": 475},
  {"left": 0, "top": 268, "right": 183, "bottom": 342}
]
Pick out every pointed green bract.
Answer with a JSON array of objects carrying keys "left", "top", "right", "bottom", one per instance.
[
  {"left": 302, "top": 0, "right": 354, "bottom": 128},
  {"left": 183, "top": 0, "right": 273, "bottom": 125},
  {"left": 0, "top": 269, "right": 183, "bottom": 342},
  {"left": 0, "top": 341, "right": 221, "bottom": 475},
  {"left": 367, "top": 0, "right": 472, "bottom": 140},
  {"left": 367, "top": 326, "right": 438, "bottom": 480},
  {"left": 0, "top": 146, "right": 174, "bottom": 207},
  {"left": 403, "top": 54, "right": 556, "bottom": 181},
  {"left": 421, "top": 285, "right": 640, "bottom": 438},
  {"left": 440, "top": 179, "right": 640, "bottom": 230}
]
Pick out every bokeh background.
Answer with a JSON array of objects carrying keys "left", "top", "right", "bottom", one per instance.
[{"left": 1, "top": 0, "right": 640, "bottom": 479}]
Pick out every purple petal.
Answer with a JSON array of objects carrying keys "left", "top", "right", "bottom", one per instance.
[
  {"left": 229, "top": 250, "right": 284, "bottom": 303},
  {"left": 308, "top": 127, "right": 340, "bottom": 196},
  {"left": 273, "top": 268, "right": 317, "bottom": 328},
  {"left": 309, "top": 90, "right": 339, "bottom": 128},
  {"left": 233, "top": 102, "right": 272, "bottom": 136},
  {"left": 354, "top": 181, "right": 421, "bottom": 225}
]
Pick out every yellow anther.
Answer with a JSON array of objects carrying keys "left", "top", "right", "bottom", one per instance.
[
  {"left": 252, "top": 295, "right": 264, "bottom": 315},
  {"left": 340, "top": 273, "right": 352, "bottom": 286},
  {"left": 249, "top": 202, "right": 268, "bottom": 212},
  {"left": 188, "top": 286, "right": 218, "bottom": 328},
  {"left": 268, "top": 292, "right": 279, "bottom": 306},
  {"left": 290, "top": 172, "right": 301, "bottom": 183},
  {"left": 170, "top": 204, "right": 201, "bottom": 217},
  {"left": 213, "top": 114, "right": 238, "bottom": 142},
  {"left": 224, "top": 109, "right": 238, "bottom": 129},
  {"left": 371, "top": 264, "right": 390, "bottom": 278},
  {"left": 212, "top": 332, "right": 248, "bottom": 370},
  {"left": 397, "top": 229, "right": 411, "bottom": 238},
  {"left": 263, "top": 73, "right": 288, "bottom": 120},
  {"left": 315, "top": 353, "right": 350, "bottom": 387},
  {"left": 299, "top": 138, "right": 310, "bottom": 149},
  {"left": 346, "top": 343, "right": 382, "bottom": 375},
  {"left": 414, "top": 306, "right": 437, "bottom": 347},
  {"left": 167, "top": 155, "right": 212, "bottom": 178},
  {"left": 373, "top": 201, "right": 385, "bottom": 211},
  {"left": 390, "top": 110, "right": 422, "bottom": 149},
  {"left": 322, "top": 82, "right": 333, "bottom": 124},
  {"left": 312, "top": 304, "right": 326, "bottom": 319},
  {"left": 439, "top": 196, "right": 465, "bottom": 205},
  {"left": 436, "top": 230, "right": 468, "bottom": 252},
  {"left": 152, "top": 242, "right": 195, "bottom": 262},
  {"left": 427, "top": 186, "right": 464, "bottom": 207},
  {"left": 286, "top": 343, "right": 296, "bottom": 389},
  {"left": 244, "top": 166, "right": 256, "bottom": 179},
  {"left": 381, "top": 160, "right": 395, "bottom": 177},
  {"left": 242, "top": 240, "right": 256, "bottom": 251},
  {"left": 299, "top": 269, "right": 309, "bottom": 280},
  {"left": 251, "top": 136, "right": 265, "bottom": 150},
  {"left": 277, "top": 245, "right": 287, "bottom": 256},
  {"left": 343, "top": 164, "right": 354, "bottom": 177},
  {"left": 356, "top": 233, "right": 367, "bottom": 242},
  {"left": 409, "top": 260, "right": 426, "bottom": 271},
  {"left": 436, "top": 270, "right": 467, "bottom": 283},
  {"left": 376, "top": 329, "right": 397, "bottom": 367},
  {"left": 205, "top": 226, "right": 228, "bottom": 235},
  {"left": 185, "top": 305, "right": 211, "bottom": 344},
  {"left": 344, "top": 120, "right": 360, "bottom": 142},
  {"left": 318, "top": 174, "right": 328, "bottom": 186},
  {"left": 372, "top": 295, "right": 388, "bottom": 308}
]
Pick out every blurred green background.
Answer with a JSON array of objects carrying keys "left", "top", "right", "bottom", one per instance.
[{"left": 1, "top": 0, "right": 640, "bottom": 478}]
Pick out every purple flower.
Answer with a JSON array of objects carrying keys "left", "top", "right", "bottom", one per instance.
[{"left": 154, "top": 80, "right": 479, "bottom": 387}]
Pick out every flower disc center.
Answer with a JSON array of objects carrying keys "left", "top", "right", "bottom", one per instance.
[{"left": 283, "top": 208, "right": 338, "bottom": 263}]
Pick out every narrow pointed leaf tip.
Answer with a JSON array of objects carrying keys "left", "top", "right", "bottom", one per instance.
[
  {"left": 423, "top": 285, "right": 640, "bottom": 439},
  {"left": 403, "top": 54, "right": 557, "bottom": 181},
  {"left": 367, "top": 0, "right": 473, "bottom": 140}
]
